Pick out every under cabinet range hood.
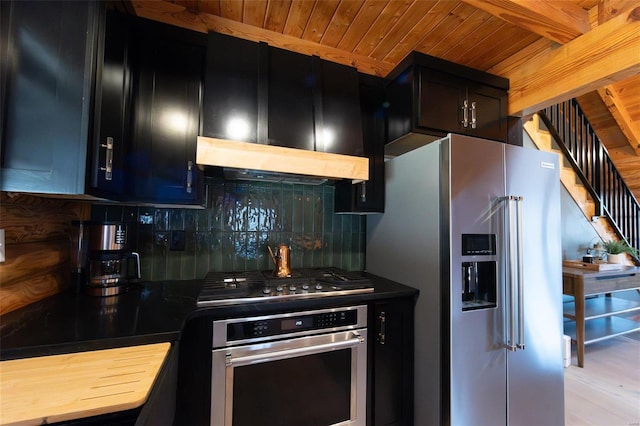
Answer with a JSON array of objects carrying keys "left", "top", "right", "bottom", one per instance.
[{"left": 196, "top": 136, "right": 369, "bottom": 183}]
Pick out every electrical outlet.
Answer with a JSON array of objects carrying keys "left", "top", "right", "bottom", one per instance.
[
  {"left": 0, "top": 229, "right": 5, "bottom": 263},
  {"left": 170, "top": 230, "right": 186, "bottom": 251}
]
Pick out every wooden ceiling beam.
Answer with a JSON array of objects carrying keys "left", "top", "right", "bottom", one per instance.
[
  {"left": 597, "top": 86, "right": 640, "bottom": 154},
  {"left": 503, "top": 6, "right": 640, "bottom": 117},
  {"left": 461, "top": 0, "right": 590, "bottom": 44}
]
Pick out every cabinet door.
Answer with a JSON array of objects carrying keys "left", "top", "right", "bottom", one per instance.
[
  {"left": 317, "top": 59, "right": 363, "bottom": 155},
  {"left": 267, "top": 46, "right": 315, "bottom": 150},
  {"left": 417, "top": 68, "right": 464, "bottom": 136},
  {"left": 335, "top": 74, "right": 384, "bottom": 213},
  {"left": 0, "top": 1, "right": 97, "bottom": 194},
  {"left": 467, "top": 82, "right": 508, "bottom": 141},
  {"left": 369, "top": 299, "right": 414, "bottom": 426},
  {"left": 203, "top": 32, "right": 260, "bottom": 143},
  {"left": 87, "top": 8, "right": 130, "bottom": 198},
  {"left": 128, "top": 21, "right": 205, "bottom": 205}
]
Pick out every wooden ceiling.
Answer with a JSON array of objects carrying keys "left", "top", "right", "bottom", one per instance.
[{"left": 128, "top": 0, "right": 640, "bottom": 197}]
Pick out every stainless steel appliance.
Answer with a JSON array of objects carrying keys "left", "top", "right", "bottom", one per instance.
[
  {"left": 86, "top": 221, "right": 140, "bottom": 296},
  {"left": 210, "top": 305, "right": 368, "bottom": 426},
  {"left": 197, "top": 267, "right": 374, "bottom": 306},
  {"left": 366, "top": 134, "right": 564, "bottom": 425}
]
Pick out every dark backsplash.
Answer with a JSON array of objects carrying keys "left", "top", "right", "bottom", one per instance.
[{"left": 91, "top": 180, "right": 366, "bottom": 281}]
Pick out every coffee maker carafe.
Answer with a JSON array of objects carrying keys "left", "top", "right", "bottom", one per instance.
[{"left": 86, "top": 221, "right": 140, "bottom": 296}]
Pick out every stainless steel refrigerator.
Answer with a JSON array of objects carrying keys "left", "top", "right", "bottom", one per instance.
[{"left": 366, "top": 133, "right": 564, "bottom": 425}]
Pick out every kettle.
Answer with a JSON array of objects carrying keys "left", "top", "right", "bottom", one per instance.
[{"left": 268, "top": 244, "right": 291, "bottom": 278}]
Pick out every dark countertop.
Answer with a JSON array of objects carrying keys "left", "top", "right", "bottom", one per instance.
[{"left": 0, "top": 273, "right": 418, "bottom": 361}]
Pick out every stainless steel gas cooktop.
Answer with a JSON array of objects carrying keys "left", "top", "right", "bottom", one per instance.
[{"left": 197, "top": 267, "right": 374, "bottom": 307}]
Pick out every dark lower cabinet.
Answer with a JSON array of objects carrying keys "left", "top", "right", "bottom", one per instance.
[
  {"left": 368, "top": 297, "right": 415, "bottom": 426},
  {"left": 127, "top": 19, "right": 205, "bottom": 205},
  {"left": 175, "top": 296, "right": 415, "bottom": 426}
]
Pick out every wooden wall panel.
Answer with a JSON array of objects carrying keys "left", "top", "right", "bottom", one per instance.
[{"left": 0, "top": 193, "right": 90, "bottom": 315}]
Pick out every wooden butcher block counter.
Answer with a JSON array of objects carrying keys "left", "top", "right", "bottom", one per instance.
[{"left": 0, "top": 342, "right": 170, "bottom": 426}]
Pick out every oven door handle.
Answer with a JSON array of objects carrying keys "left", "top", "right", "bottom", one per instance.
[{"left": 226, "top": 332, "right": 365, "bottom": 367}]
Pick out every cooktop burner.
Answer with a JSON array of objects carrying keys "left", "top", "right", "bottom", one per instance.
[{"left": 197, "top": 268, "right": 373, "bottom": 307}]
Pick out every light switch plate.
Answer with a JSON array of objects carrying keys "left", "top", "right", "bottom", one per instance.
[{"left": 0, "top": 229, "right": 5, "bottom": 263}]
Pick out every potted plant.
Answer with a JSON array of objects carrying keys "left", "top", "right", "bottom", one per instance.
[{"left": 602, "top": 240, "right": 638, "bottom": 263}]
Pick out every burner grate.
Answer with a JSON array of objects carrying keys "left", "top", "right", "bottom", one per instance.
[{"left": 197, "top": 268, "right": 373, "bottom": 307}]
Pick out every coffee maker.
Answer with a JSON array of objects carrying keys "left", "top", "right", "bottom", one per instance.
[{"left": 85, "top": 221, "right": 141, "bottom": 296}]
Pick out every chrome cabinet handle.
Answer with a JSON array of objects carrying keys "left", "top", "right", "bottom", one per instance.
[
  {"left": 186, "top": 160, "right": 193, "bottom": 194},
  {"left": 470, "top": 101, "right": 477, "bottom": 129},
  {"left": 378, "top": 311, "right": 386, "bottom": 345},
  {"left": 359, "top": 181, "right": 367, "bottom": 203},
  {"left": 226, "top": 333, "right": 365, "bottom": 366},
  {"left": 461, "top": 99, "right": 469, "bottom": 128},
  {"left": 130, "top": 252, "right": 141, "bottom": 279},
  {"left": 99, "top": 137, "right": 114, "bottom": 181}
]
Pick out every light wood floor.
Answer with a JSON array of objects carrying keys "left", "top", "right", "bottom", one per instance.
[{"left": 564, "top": 334, "right": 640, "bottom": 426}]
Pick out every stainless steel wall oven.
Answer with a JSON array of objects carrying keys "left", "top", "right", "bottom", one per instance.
[{"left": 210, "top": 305, "right": 368, "bottom": 426}]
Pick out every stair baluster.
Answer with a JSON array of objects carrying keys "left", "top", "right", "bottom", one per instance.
[{"left": 539, "top": 99, "right": 639, "bottom": 264}]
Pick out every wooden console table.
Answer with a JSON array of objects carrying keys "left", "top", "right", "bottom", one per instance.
[{"left": 562, "top": 266, "right": 640, "bottom": 367}]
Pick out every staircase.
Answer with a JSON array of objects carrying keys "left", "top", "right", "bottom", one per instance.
[
  {"left": 524, "top": 116, "right": 616, "bottom": 242},
  {"left": 524, "top": 100, "right": 640, "bottom": 265}
]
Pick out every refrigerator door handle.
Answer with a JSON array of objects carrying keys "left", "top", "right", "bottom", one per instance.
[
  {"left": 515, "top": 196, "right": 525, "bottom": 350},
  {"left": 505, "top": 196, "right": 518, "bottom": 352}
]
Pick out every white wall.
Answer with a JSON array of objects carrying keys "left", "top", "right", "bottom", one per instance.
[{"left": 522, "top": 131, "right": 600, "bottom": 261}]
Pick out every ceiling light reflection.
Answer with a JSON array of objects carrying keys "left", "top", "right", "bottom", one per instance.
[{"left": 226, "top": 117, "right": 250, "bottom": 141}]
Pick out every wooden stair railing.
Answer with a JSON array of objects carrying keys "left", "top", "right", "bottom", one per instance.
[{"left": 538, "top": 99, "right": 640, "bottom": 264}]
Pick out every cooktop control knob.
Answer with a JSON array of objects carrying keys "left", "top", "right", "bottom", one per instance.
[
  {"left": 262, "top": 287, "right": 271, "bottom": 294},
  {"left": 276, "top": 285, "right": 283, "bottom": 292},
  {"left": 302, "top": 284, "right": 309, "bottom": 290},
  {"left": 315, "top": 283, "right": 323, "bottom": 291},
  {"left": 289, "top": 285, "right": 297, "bottom": 291}
]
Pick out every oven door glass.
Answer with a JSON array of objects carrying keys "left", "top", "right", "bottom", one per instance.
[{"left": 211, "top": 330, "right": 367, "bottom": 426}]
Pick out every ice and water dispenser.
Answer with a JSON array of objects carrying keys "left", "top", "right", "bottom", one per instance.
[{"left": 461, "top": 234, "right": 497, "bottom": 311}]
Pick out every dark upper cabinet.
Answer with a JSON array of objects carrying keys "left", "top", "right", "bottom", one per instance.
[
  {"left": 87, "top": 8, "right": 131, "bottom": 198},
  {"left": 335, "top": 73, "right": 385, "bottom": 213},
  {"left": 316, "top": 59, "right": 364, "bottom": 155},
  {"left": 368, "top": 297, "right": 415, "bottom": 426},
  {"left": 386, "top": 52, "right": 509, "bottom": 150},
  {"left": 268, "top": 46, "right": 315, "bottom": 150},
  {"left": 126, "top": 18, "right": 206, "bottom": 205},
  {"left": 203, "top": 33, "right": 363, "bottom": 156},
  {"left": 1, "top": 0, "right": 99, "bottom": 194},
  {"left": 202, "top": 32, "right": 260, "bottom": 143}
]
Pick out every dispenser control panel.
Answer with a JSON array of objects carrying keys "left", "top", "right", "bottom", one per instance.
[{"left": 461, "top": 234, "right": 496, "bottom": 256}]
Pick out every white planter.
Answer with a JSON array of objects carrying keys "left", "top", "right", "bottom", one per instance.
[{"left": 607, "top": 253, "right": 624, "bottom": 264}]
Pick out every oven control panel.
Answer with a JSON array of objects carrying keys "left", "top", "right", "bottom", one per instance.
[{"left": 213, "top": 306, "right": 367, "bottom": 347}]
